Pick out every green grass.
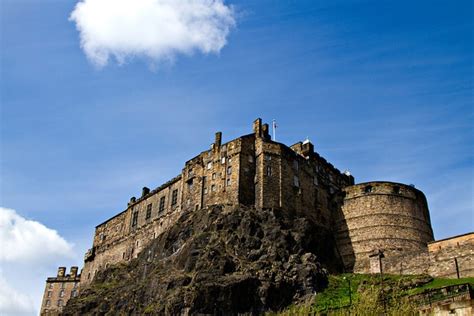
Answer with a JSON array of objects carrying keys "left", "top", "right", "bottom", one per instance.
[
  {"left": 285, "top": 274, "right": 474, "bottom": 314},
  {"left": 407, "top": 276, "right": 474, "bottom": 295}
]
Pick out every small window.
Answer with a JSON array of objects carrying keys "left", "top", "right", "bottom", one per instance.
[
  {"left": 266, "top": 166, "right": 272, "bottom": 176},
  {"left": 207, "top": 161, "right": 213, "bottom": 170},
  {"left": 227, "top": 166, "right": 232, "bottom": 175},
  {"left": 313, "top": 176, "right": 318, "bottom": 185},
  {"left": 293, "top": 176, "right": 300, "bottom": 187},
  {"left": 188, "top": 168, "right": 194, "bottom": 176},
  {"left": 228, "top": 157, "right": 232, "bottom": 163},
  {"left": 293, "top": 160, "right": 299, "bottom": 171},
  {"left": 221, "top": 157, "right": 226, "bottom": 164},
  {"left": 364, "top": 185, "right": 373, "bottom": 193},
  {"left": 145, "top": 204, "right": 152, "bottom": 220},
  {"left": 159, "top": 197, "right": 165, "bottom": 213},
  {"left": 204, "top": 187, "right": 208, "bottom": 194},
  {"left": 226, "top": 179, "right": 231, "bottom": 186},
  {"left": 211, "top": 185, "right": 216, "bottom": 192},
  {"left": 45, "top": 300, "right": 51, "bottom": 307},
  {"left": 212, "top": 173, "right": 216, "bottom": 180},
  {"left": 187, "top": 180, "right": 193, "bottom": 190},
  {"left": 171, "top": 189, "right": 178, "bottom": 205},
  {"left": 61, "top": 283, "right": 65, "bottom": 289},
  {"left": 248, "top": 155, "right": 254, "bottom": 163},
  {"left": 47, "top": 291, "right": 52, "bottom": 298},
  {"left": 57, "top": 299, "right": 63, "bottom": 307},
  {"left": 49, "top": 283, "right": 53, "bottom": 289},
  {"left": 393, "top": 186, "right": 400, "bottom": 194},
  {"left": 71, "top": 290, "right": 78, "bottom": 298},
  {"left": 265, "top": 155, "right": 271, "bottom": 161},
  {"left": 131, "top": 211, "right": 138, "bottom": 227}
]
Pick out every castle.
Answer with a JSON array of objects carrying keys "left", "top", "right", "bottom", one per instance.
[{"left": 40, "top": 119, "right": 474, "bottom": 315}]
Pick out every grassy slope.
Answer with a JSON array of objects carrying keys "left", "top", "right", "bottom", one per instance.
[{"left": 274, "top": 274, "right": 474, "bottom": 314}]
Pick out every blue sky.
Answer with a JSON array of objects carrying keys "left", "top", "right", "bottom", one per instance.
[{"left": 1, "top": 0, "right": 472, "bottom": 314}]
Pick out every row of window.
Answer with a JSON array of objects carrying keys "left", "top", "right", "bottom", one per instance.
[
  {"left": 131, "top": 190, "right": 178, "bottom": 228},
  {"left": 44, "top": 290, "right": 78, "bottom": 307}
]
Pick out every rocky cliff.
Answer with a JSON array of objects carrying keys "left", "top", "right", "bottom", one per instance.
[{"left": 64, "top": 205, "right": 343, "bottom": 315}]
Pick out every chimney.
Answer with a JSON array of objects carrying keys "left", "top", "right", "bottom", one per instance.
[
  {"left": 301, "top": 141, "right": 314, "bottom": 157},
  {"left": 214, "top": 132, "right": 222, "bottom": 149},
  {"left": 253, "top": 118, "right": 262, "bottom": 137},
  {"left": 57, "top": 267, "right": 66, "bottom": 277},
  {"left": 70, "top": 266, "right": 78, "bottom": 277},
  {"left": 262, "top": 123, "right": 270, "bottom": 140},
  {"left": 142, "top": 187, "right": 150, "bottom": 197}
]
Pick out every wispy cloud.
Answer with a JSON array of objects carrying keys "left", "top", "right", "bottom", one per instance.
[
  {"left": 69, "top": 0, "right": 236, "bottom": 67},
  {"left": 0, "top": 207, "right": 77, "bottom": 316}
]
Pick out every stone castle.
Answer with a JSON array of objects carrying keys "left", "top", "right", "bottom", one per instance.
[{"left": 40, "top": 118, "right": 474, "bottom": 315}]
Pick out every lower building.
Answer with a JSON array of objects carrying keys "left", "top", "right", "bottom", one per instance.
[{"left": 40, "top": 267, "right": 80, "bottom": 315}]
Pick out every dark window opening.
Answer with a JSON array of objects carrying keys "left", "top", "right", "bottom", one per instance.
[
  {"left": 393, "top": 186, "right": 400, "bottom": 194},
  {"left": 171, "top": 189, "right": 178, "bottom": 205},
  {"left": 364, "top": 185, "right": 373, "bottom": 193},
  {"left": 131, "top": 211, "right": 138, "bottom": 228},
  {"left": 159, "top": 197, "right": 165, "bottom": 213},
  {"left": 146, "top": 204, "right": 152, "bottom": 220}
]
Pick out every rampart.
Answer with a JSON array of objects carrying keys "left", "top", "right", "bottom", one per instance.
[{"left": 334, "top": 181, "right": 434, "bottom": 273}]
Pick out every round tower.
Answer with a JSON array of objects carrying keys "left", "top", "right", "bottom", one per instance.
[{"left": 334, "top": 181, "right": 434, "bottom": 273}]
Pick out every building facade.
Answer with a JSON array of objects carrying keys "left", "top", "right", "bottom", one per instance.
[{"left": 40, "top": 118, "right": 473, "bottom": 314}]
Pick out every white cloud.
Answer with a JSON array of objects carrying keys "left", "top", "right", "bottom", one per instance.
[
  {"left": 69, "top": 0, "right": 236, "bottom": 67},
  {"left": 0, "top": 207, "right": 77, "bottom": 316},
  {"left": 0, "top": 272, "right": 36, "bottom": 316},
  {"left": 0, "top": 207, "right": 74, "bottom": 262}
]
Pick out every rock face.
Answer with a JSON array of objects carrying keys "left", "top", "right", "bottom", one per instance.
[{"left": 64, "top": 205, "right": 342, "bottom": 315}]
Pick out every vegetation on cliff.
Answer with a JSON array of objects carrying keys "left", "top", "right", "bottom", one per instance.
[{"left": 64, "top": 204, "right": 342, "bottom": 314}]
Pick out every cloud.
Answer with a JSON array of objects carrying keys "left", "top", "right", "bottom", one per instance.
[
  {"left": 69, "top": 0, "right": 236, "bottom": 67},
  {"left": 0, "top": 272, "right": 36, "bottom": 316},
  {"left": 0, "top": 207, "right": 74, "bottom": 262}
]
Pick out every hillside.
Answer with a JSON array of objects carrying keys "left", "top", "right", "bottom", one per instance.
[{"left": 63, "top": 204, "right": 342, "bottom": 314}]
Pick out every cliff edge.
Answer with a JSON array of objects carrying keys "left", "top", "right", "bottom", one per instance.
[{"left": 63, "top": 205, "right": 342, "bottom": 314}]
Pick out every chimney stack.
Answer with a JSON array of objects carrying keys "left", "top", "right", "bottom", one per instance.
[
  {"left": 57, "top": 267, "right": 66, "bottom": 277},
  {"left": 70, "top": 266, "right": 78, "bottom": 277},
  {"left": 142, "top": 187, "right": 150, "bottom": 197},
  {"left": 214, "top": 132, "right": 222, "bottom": 149}
]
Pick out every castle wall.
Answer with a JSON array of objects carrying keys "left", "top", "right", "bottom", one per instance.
[{"left": 335, "top": 182, "right": 434, "bottom": 273}]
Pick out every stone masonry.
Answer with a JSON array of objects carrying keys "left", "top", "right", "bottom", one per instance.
[{"left": 40, "top": 118, "right": 474, "bottom": 314}]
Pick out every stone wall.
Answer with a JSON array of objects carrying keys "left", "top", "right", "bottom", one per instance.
[
  {"left": 40, "top": 267, "right": 80, "bottom": 315},
  {"left": 335, "top": 182, "right": 434, "bottom": 273}
]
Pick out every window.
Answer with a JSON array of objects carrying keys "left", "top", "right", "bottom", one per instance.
[
  {"left": 57, "top": 299, "right": 63, "bottom": 307},
  {"left": 227, "top": 166, "right": 232, "bottom": 175},
  {"left": 145, "top": 204, "right": 152, "bottom": 220},
  {"left": 47, "top": 291, "right": 52, "bottom": 298},
  {"left": 188, "top": 168, "right": 194, "bottom": 176},
  {"left": 71, "top": 290, "right": 78, "bottom": 298},
  {"left": 265, "top": 155, "right": 271, "bottom": 161},
  {"left": 187, "top": 180, "right": 193, "bottom": 190},
  {"left": 49, "top": 283, "right": 53, "bottom": 289},
  {"left": 228, "top": 157, "right": 232, "bottom": 163},
  {"left": 221, "top": 157, "right": 226, "bottom": 164},
  {"left": 293, "top": 160, "right": 299, "bottom": 171},
  {"left": 45, "top": 300, "right": 51, "bottom": 307},
  {"left": 226, "top": 179, "right": 231, "bottom": 186},
  {"left": 204, "top": 187, "right": 208, "bottom": 194},
  {"left": 171, "top": 190, "right": 178, "bottom": 205},
  {"left": 212, "top": 173, "right": 216, "bottom": 180},
  {"left": 131, "top": 211, "right": 138, "bottom": 228},
  {"left": 59, "top": 290, "right": 65, "bottom": 298},
  {"left": 293, "top": 176, "right": 300, "bottom": 187},
  {"left": 211, "top": 184, "right": 216, "bottom": 192},
  {"left": 159, "top": 197, "right": 165, "bottom": 213},
  {"left": 207, "top": 161, "right": 213, "bottom": 169},
  {"left": 61, "top": 283, "right": 65, "bottom": 289},
  {"left": 313, "top": 176, "right": 318, "bottom": 185},
  {"left": 266, "top": 166, "right": 272, "bottom": 176},
  {"left": 248, "top": 155, "right": 254, "bottom": 163},
  {"left": 393, "top": 186, "right": 400, "bottom": 194},
  {"left": 364, "top": 185, "right": 373, "bottom": 193}
]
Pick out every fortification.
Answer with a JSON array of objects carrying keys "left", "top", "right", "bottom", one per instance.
[
  {"left": 335, "top": 182, "right": 434, "bottom": 273},
  {"left": 40, "top": 119, "right": 473, "bottom": 314}
]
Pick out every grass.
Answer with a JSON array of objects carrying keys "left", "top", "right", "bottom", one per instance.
[{"left": 275, "top": 274, "right": 474, "bottom": 315}]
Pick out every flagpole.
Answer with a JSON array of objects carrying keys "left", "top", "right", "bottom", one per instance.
[{"left": 272, "top": 119, "right": 276, "bottom": 141}]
